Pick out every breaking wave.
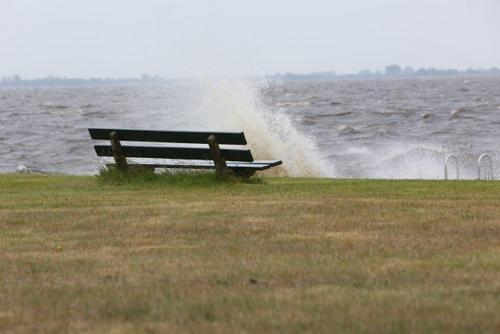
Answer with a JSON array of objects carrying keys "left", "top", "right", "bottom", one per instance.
[{"left": 190, "top": 79, "right": 333, "bottom": 177}]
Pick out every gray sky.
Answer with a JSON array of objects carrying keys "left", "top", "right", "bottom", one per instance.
[{"left": 1, "top": 0, "right": 499, "bottom": 79}]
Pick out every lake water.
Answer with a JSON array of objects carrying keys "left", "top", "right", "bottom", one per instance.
[{"left": 1, "top": 76, "right": 499, "bottom": 179}]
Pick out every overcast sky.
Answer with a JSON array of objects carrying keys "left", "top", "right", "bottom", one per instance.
[{"left": 1, "top": 0, "right": 499, "bottom": 79}]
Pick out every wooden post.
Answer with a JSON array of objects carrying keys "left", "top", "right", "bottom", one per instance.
[
  {"left": 109, "top": 131, "right": 129, "bottom": 172},
  {"left": 207, "top": 134, "right": 230, "bottom": 178}
]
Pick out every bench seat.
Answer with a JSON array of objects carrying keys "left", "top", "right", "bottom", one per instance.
[{"left": 106, "top": 160, "right": 282, "bottom": 171}]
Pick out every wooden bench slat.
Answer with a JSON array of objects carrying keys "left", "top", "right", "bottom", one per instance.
[
  {"left": 94, "top": 145, "right": 254, "bottom": 162},
  {"left": 252, "top": 160, "right": 283, "bottom": 167},
  {"left": 106, "top": 161, "right": 281, "bottom": 171},
  {"left": 89, "top": 128, "right": 247, "bottom": 145},
  {"left": 226, "top": 161, "right": 282, "bottom": 170}
]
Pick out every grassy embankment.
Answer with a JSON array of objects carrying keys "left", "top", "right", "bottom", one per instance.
[{"left": 0, "top": 172, "right": 499, "bottom": 333}]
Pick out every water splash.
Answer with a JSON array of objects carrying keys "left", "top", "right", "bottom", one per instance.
[
  {"left": 191, "top": 78, "right": 333, "bottom": 177},
  {"left": 333, "top": 142, "right": 486, "bottom": 179}
]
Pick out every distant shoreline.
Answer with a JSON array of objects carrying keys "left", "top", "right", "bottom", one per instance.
[
  {"left": 2, "top": 66, "right": 499, "bottom": 87},
  {"left": 1, "top": 74, "right": 500, "bottom": 88}
]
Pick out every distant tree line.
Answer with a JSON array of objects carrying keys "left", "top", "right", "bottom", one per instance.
[
  {"left": 0, "top": 74, "right": 166, "bottom": 87},
  {"left": 382, "top": 64, "right": 500, "bottom": 77},
  {"left": 2, "top": 65, "right": 500, "bottom": 86},
  {"left": 272, "top": 65, "right": 500, "bottom": 81}
]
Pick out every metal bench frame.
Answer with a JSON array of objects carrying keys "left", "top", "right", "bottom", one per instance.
[{"left": 88, "top": 128, "right": 282, "bottom": 177}]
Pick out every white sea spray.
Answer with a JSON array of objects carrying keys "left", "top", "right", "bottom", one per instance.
[{"left": 190, "top": 78, "right": 333, "bottom": 177}]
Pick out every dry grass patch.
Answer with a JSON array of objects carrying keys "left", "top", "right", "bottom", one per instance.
[{"left": 0, "top": 174, "right": 499, "bottom": 333}]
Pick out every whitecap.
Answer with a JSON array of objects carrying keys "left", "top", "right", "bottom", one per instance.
[
  {"left": 16, "top": 165, "right": 29, "bottom": 173},
  {"left": 275, "top": 101, "right": 311, "bottom": 107},
  {"left": 337, "top": 125, "right": 357, "bottom": 134},
  {"left": 451, "top": 108, "right": 466, "bottom": 117}
]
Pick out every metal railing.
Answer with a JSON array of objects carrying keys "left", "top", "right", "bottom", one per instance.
[
  {"left": 444, "top": 153, "right": 495, "bottom": 180},
  {"left": 477, "top": 154, "right": 494, "bottom": 180},
  {"left": 444, "top": 154, "right": 460, "bottom": 180}
]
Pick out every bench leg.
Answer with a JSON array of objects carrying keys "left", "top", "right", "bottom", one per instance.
[
  {"left": 207, "top": 135, "right": 231, "bottom": 179},
  {"left": 109, "top": 131, "right": 129, "bottom": 173}
]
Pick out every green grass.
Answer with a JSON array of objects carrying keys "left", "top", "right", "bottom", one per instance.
[
  {"left": 97, "top": 167, "right": 263, "bottom": 187},
  {"left": 0, "top": 173, "right": 499, "bottom": 333}
]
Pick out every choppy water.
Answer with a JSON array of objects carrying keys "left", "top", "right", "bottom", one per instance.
[{"left": 1, "top": 76, "right": 499, "bottom": 179}]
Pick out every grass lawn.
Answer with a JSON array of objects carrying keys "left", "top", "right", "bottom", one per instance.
[{"left": 0, "top": 173, "right": 499, "bottom": 333}]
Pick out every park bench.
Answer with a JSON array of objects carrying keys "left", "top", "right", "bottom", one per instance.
[{"left": 88, "top": 128, "right": 282, "bottom": 177}]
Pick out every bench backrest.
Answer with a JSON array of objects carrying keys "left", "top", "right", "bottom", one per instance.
[{"left": 88, "top": 128, "right": 254, "bottom": 162}]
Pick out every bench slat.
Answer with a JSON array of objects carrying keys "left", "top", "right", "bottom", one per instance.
[
  {"left": 89, "top": 128, "right": 247, "bottom": 145},
  {"left": 94, "top": 145, "right": 254, "bottom": 162},
  {"left": 106, "top": 161, "right": 281, "bottom": 171},
  {"left": 252, "top": 160, "right": 283, "bottom": 167}
]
